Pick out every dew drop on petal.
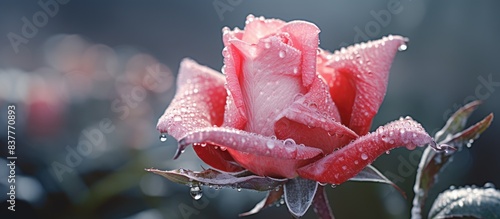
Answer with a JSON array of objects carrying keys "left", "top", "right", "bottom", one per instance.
[
  {"left": 173, "top": 115, "right": 182, "bottom": 122},
  {"left": 284, "top": 138, "right": 296, "bottom": 145},
  {"left": 264, "top": 42, "right": 271, "bottom": 49},
  {"left": 159, "top": 134, "right": 168, "bottom": 142},
  {"left": 342, "top": 166, "right": 347, "bottom": 170},
  {"left": 190, "top": 186, "right": 203, "bottom": 200},
  {"left": 361, "top": 153, "right": 368, "bottom": 160},
  {"left": 266, "top": 140, "right": 275, "bottom": 149},
  {"left": 293, "top": 67, "right": 298, "bottom": 74},
  {"left": 279, "top": 50, "right": 285, "bottom": 58}
]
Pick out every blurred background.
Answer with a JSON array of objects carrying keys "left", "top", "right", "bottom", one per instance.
[{"left": 0, "top": 1, "right": 499, "bottom": 218}]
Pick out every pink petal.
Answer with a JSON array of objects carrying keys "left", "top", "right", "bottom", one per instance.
[
  {"left": 179, "top": 127, "right": 322, "bottom": 160},
  {"left": 318, "top": 36, "right": 407, "bottom": 135},
  {"left": 156, "top": 59, "right": 241, "bottom": 172},
  {"left": 279, "top": 21, "right": 320, "bottom": 87},
  {"left": 274, "top": 76, "right": 358, "bottom": 154},
  {"left": 178, "top": 127, "right": 323, "bottom": 178},
  {"left": 223, "top": 33, "right": 304, "bottom": 136},
  {"left": 157, "top": 58, "right": 226, "bottom": 137},
  {"left": 297, "top": 117, "right": 433, "bottom": 184},
  {"left": 240, "top": 14, "right": 286, "bottom": 45}
]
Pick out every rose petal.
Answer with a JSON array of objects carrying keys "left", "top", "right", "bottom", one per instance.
[
  {"left": 178, "top": 127, "right": 323, "bottom": 178},
  {"left": 156, "top": 59, "right": 241, "bottom": 172},
  {"left": 297, "top": 117, "right": 433, "bottom": 184},
  {"left": 279, "top": 21, "right": 320, "bottom": 87},
  {"left": 319, "top": 35, "right": 407, "bottom": 135},
  {"left": 224, "top": 34, "right": 303, "bottom": 136},
  {"left": 178, "top": 127, "right": 322, "bottom": 160},
  {"left": 274, "top": 76, "right": 356, "bottom": 154},
  {"left": 157, "top": 58, "right": 226, "bottom": 137},
  {"left": 240, "top": 14, "right": 286, "bottom": 45}
]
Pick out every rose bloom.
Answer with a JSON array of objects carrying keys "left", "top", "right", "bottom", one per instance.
[{"left": 157, "top": 15, "right": 433, "bottom": 185}]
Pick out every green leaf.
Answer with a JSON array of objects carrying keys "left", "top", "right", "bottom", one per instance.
[
  {"left": 239, "top": 187, "right": 284, "bottom": 217},
  {"left": 435, "top": 100, "right": 482, "bottom": 142},
  {"left": 429, "top": 185, "right": 500, "bottom": 219},
  {"left": 284, "top": 177, "right": 318, "bottom": 217},
  {"left": 146, "top": 168, "right": 286, "bottom": 191},
  {"left": 349, "top": 165, "right": 405, "bottom": 198},
  {"left": 411, "top": 102, "right": 494, "bottom": 219}
]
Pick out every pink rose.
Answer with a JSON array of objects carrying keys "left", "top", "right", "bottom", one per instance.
[{"left": 157, "top": 15, "right": 434, "bottom": 185}]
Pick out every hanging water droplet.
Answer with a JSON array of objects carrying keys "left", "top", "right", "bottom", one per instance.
[
  {"left": 466, "top": 139, "right": 474, "bottom": 148},
  {"left": 278, "top": 50, "right": 285, "bottom": 58},
  {"left": 237, "top": 187, "right": 242, "bottom": 192},
  {"left": 220, "top": 146, "right": 227, "bottom": 151},
  {"left": 159, "top": 134, "right": 168, "bottom": 142},
  {"left": 449, "top": 185, "right": 456, "bottom": 190},
  {"left": 318, "top": 182, "right": 328, "bottom": 186},
  {"left": 398, "top": 44, "right": 408, "bottom": 51},
  {"left": 189, "top": 185, "right": 203, "bottom": 200},
  {"left": 361, "top": 153, "right": 368, "bottom": 160},
  {"left": 385, "top": 150, "right": 391, "bottom": 155},
  {"left": 331, "top": 184, "right": 337, "bottom": 189}
]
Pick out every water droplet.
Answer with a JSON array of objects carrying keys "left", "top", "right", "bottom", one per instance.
[
  {"left": 266, "top": 140, "right": 275, "bottom": 149},
  {"left": 245, "top": 14, "right": 255, "bottom": 24},
  {"left": 354, "top": 160, "right": 359, "bottom": 165},
  {"left": 318, "top": 182, "right": 327, "bottom": 186},
  {"left": 159, "top": 134, "right": 168, "bottom": 142},
  {"left": 264, "top": 42, "right": 271, "bottom": 49},
  {"left": 449, "top": 185, "right": 456, "bottom": 190},
  {"left": 293, "top": 67, "right": 298, "bottom": 74},
  {"left": 200, "top": 143, "right": 207, "bottom": 147},
  {"left": 361, "top": 153, "right": 368, "bottom": 160},
  {"left": 237, "top": 187, "right": 242, "bottom": 192},
  {"left": 279, "top": 50, "right": 285, "bottom": 58},
  {"left": 398, "top": 44, "right": 408, "bottom": 51},
  {"left": 284, "top": 138, "right": 296, "bottom": 145},
  {"left": 173, "top": 115, "right": 182, "bottom": 122},
  {"left": 293, "top": 93, "right": 304, "bottom": 101},
  {"left": 331, "top": 184, "right": 337, "bottom": 189},
  {"left": 466, "top": 139, "right": 474, "bottom": 148},
  {"left": 385, "top": 150, "right": 390, "bottom": 155},
  {"left": 342, "top": 166, "right": 347, "bottom": 170},
  {"left": 190, "top": 186, "right": 203, "bottom": 200},
  {"left": 309, "top": 102, "right": 318, "bottom": 110},
  {"left": 484, "top": 182, "right": 495, "bottom": 189},
  {"left": 220, "top": 146, "right": 227, "bottom": 151}
]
